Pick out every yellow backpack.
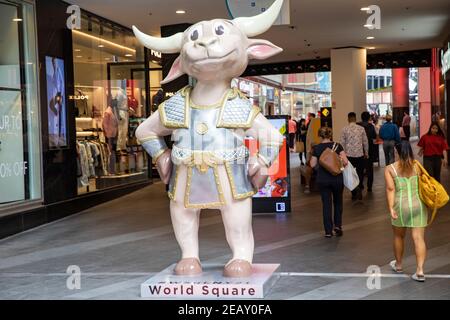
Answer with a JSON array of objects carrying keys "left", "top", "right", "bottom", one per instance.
[{"left": 414, "top": 160, "right": 449, "bottom": 225}]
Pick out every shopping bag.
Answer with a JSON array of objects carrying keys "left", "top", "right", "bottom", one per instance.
[{"left": 343, "top": 162, "right": 359, "bottom": 191}]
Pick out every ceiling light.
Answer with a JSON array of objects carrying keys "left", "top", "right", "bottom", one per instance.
[
  {"left": 366, "top": 36, "right": 375, "bottom": 40},
  {"left": 176, "top": 10, "right": 186, "bottom": 14},
  {"left": 125, "top": 54, "right": 133, "bottom": 57},
  {"left": 367, "top": 47, "right": 375, "bottom": 50},
  {"left": 98, "top": 44, "right": 105, "bottom": 48},
  {"left": 76, "top": 56, "right": 83, "bottom": 58},
  {"left": 360, "top": 7, "right": 370, "bottom": 11},
  {"left": 72, "top": 30, "right": 136, "bottom": 54},
  {"left": 74, "top": 49, "right": 81, "bottom": 52},
  {"left": 12, "top": 18, "right": 22, "bottom": 22}
]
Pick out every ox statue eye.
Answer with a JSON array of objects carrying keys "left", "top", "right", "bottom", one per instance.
[
  {"left": 189, "top": 26, "right": 202, "bottom": 41},
  {"left": 213, "top": 22, "right": 227, "bottom": 36}
]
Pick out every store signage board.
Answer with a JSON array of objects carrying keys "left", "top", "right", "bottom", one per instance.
[
  {"left": 442, "top": 43, "right": 450, "bottom": 76},
  {"left": 226, "top": 0, "right": 290, "bottom": 25},
  {"left": 141, "top": 264, "right": 280, "bottom": 299}
]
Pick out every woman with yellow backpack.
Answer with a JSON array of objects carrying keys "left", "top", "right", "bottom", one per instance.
[{"left": 384, "top": 141, "right": 448, "bottom": 282}]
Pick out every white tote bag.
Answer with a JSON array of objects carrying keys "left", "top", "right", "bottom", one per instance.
[{"left": 343, "top": 162, "right": 360, "bottom": 191}]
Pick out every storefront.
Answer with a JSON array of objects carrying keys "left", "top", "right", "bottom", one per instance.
[
  {"left": 71, "top": 13, "right": 162, "bottom": 194},
  {"left": 0, "top": 0, "right": 42, "bottom": 217},
  {"left": 0, "top": 0, "right": 162, "bottom": 239},
  {"left": 239, "top": 72, "right": 332, "bottom": 119},
  {"left": 442, "top": 39, "right": 450, "bottom": 154}
]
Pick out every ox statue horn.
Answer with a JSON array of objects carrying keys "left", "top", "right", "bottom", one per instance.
[{"left": 132, "top": 25, "right": 183, "bottom": 54}]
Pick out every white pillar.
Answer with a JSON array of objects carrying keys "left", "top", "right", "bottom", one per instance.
[{"left": 331, "top": 48, "right": 367, "bottom": 141}]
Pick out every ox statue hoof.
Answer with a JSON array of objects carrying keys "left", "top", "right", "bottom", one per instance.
[
  {"left": 174, "top": 258, "right": 202, "bottom": 276},
  {"left": 223, "top": 259, "right": 252, "bottom": 278}
]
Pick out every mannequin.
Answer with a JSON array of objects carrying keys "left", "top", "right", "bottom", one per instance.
[{"left": 116, "top": 87, "right": 129, "bottom": 151}]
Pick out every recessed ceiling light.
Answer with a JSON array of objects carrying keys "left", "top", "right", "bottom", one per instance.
[
  {"left": 74, "top": 49, "right": 81, "bottom": 52},
  {"left": 367, "top": 47, "right": 375, "bottom": 50},
  {"left": 98, "top": 44, "right": 105, "bottom": 48},
  {"left": 366, "top": 36, "right": 375, "bottom": 40},
  {"left": 360, "top": 7, "right": 370, "bottom": 11},
  {"left": 12, "top": 18, "right": 22, "bottom": 22},
  {"left": 176, "top": 10, "right": 186, "bottom": 14},
  {"left": 125, "top": 54, "right": 133, "bottom": 57}
]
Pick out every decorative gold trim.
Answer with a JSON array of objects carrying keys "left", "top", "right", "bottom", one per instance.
[
  {"left": 190, "top": 87, "right": 232, "bottom": 110},
  {"left": 138, "top": 135, "right": 160, "bottom": 144},
  {"left": 168, "top": 165, "right": 180, "bottom": 201},
  {"left": 224, "top": 162, "right": 257, "bottom": 200},
  {"left": 158, "top": 88, "right": 191, "bottom": 129},
  {"left": 152, "top": 148, "right": 168, "bottom": 164},
  {"left": 184, "top": 165, "right": 225, "bottom": 209}
]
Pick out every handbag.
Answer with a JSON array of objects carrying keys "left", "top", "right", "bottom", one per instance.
[
  {"left": 319, "top": 143, "right": 344, "bottom": 176},
  {"left": 343, "top": 161, "right": 360, "bottom": 191},
  {"left": 296, "top": 141, "right": 304, "bottom": 153},
  {"left": 414, "top": 160, "right": 449, "bottom": 225}
]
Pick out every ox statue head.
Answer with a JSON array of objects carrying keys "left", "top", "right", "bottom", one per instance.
[{"left": 132, "top": 0, "right": 284, "bottom": 84}]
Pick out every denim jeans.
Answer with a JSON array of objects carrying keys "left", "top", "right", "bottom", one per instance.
[{"left": 383, "top": 140, "right": 396, "bottom": 166}]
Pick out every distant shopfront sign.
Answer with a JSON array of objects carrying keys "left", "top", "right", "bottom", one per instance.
[{"left": 442, "top": 43, "right": 450, "bottom": 76}]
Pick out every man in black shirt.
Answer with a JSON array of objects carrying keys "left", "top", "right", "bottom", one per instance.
[{"left": 358, "top": 112, "right": 377, "bottom": 192}]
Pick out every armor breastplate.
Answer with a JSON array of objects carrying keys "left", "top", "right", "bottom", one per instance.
[{"left": 158, "top": 86, "right": 260, "bottom": 208}]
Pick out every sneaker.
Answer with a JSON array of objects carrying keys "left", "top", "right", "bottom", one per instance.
[
  {"left": 334, "top": 228, "right": 343, "bottom": 237},
  {"left": 324, "top": 234, "right": 333, "bottom": 238},
  {"left": 411, "top": 273, "right": 425, "bottom": 282},
  {"left": 389, "top": 260, "right": 403, "bottom": 273}
]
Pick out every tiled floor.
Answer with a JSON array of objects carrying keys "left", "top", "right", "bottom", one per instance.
[{"left": 0, "top": 146, "right": 449, "bottom": 300}]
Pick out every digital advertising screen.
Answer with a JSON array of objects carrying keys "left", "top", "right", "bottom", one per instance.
[
  {"left": 45, "top": 56, "right": 67, "bottom": 148},
  {"left": 247, "top": 116, "right": 291, "bottom": 213}
]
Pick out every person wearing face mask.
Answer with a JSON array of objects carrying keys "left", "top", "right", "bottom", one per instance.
[{"left": 417, "top": 122, "right": 449, "bottom": 182}]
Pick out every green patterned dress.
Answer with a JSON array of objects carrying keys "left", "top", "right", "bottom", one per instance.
[{"left": 391, "top": 164, "right": 428, "bottom": 228}]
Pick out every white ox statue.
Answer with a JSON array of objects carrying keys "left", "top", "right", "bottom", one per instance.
[{"left": 134, "top": 0, "right": 285, "bottom": 277}]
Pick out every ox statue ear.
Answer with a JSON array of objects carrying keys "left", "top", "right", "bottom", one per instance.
[
  {"left": 247, "top": 39, "right": 283, "bottom": 60},
  {"left": 161, "top": 55, "right": 186, "bottom": 84}
]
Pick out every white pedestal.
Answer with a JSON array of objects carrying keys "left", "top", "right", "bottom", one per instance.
[{"left": 141, "top": 264, "right": 280, "bottom": 299}]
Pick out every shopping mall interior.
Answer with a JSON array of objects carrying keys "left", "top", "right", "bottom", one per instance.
[{"left": 0, "top": 0, "right": 449, "bottom": 303}]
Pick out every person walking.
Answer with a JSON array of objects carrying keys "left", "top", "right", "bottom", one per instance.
[
  {"left": 385, "top": 141, "right": 428, "bottom": 282},
  {"left": 340, "top": 112, "right": 368, "bottom": 200},
  {"left": 402, "top": 111, "right": 411, "bottom": 141},
  {"left": 358, "top": 111, "right": 377, "bottom": 192},
  {"left": 417, "top": 122, "right": 449, "bottom": 182},
  {"left": 379, "top": 114, "right": 400, "bottom": 166},
  {"left": 288, "top": 116, "right": 297, "bottom": 152},
  {"left": 310, "top": 127, "right": 349, "bottom": 238},
  {"left": 297, "top": 118, "right": 307, "bottom": 165}
]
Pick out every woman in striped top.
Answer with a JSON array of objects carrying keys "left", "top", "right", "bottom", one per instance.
[{"left": 384, "top": 141, "right": 428, "bottom": 282}]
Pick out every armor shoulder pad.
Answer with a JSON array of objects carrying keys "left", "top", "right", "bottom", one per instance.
[
  {"left": 217, "top": 92, "right": 260, "bottom": 129},
  {"left": 159, "top": 86, "right": 190, "bottom": 128}
]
